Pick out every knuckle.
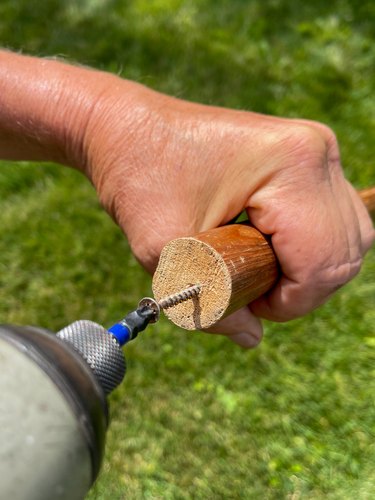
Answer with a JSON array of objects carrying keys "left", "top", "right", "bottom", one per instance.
[
  {"left": 274, "top": 121, "right": 342, "bottom": 179},
  {"left": 307, "top": 121, "right": 337, "bottom": 144},
  {"left": 288, "top": 121, "right": 338, "bottom": 153},
  {"left": 282, "top": 124, "right": 328, "bottom": 167},
  {"left": 311, "top": 123, "right": 340, "bottom": 161},
  {"left": 320, "top": 258, "right": 363, "bottom": 291},
  {"left": 321, "top": 125, "right": 338, "bottom": 149}
]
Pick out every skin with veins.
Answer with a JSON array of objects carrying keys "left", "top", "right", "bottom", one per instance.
[{"left": 0, "top": 51, "right": 373, "bottom": 348}]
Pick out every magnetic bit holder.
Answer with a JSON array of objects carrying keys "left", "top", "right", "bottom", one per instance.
[
  {"left": 108, "top": 299, "right": 159, "bottom": 346},
  {"left": 108, "top": 285, "right": 201, "bottom": 346}
]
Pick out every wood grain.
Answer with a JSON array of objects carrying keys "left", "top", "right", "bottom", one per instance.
[
  {"left": 152, "top": 224, "right": 278, "bottom": 329},
  {"left": 152, "top": 187, "right": 374, "bottom": 330}
]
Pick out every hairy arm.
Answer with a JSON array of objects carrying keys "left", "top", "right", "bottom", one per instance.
[{"left": 0, "top": 51, "right": 373, "bottom": 348}]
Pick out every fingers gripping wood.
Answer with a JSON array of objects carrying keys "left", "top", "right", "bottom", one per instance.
[
  {"left": 152, "top": 224, "right": 278, "bottom": 330},
  {"left": 152, "top": 187, "right": 374, "bottom": 331}
]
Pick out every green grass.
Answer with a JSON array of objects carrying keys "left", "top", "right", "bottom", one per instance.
[{"left": 0, "top": 1, "right": 374, "bottom": 498}]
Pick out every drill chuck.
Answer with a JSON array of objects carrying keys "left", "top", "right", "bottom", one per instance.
[{"left": 57, "top": 320, "right": 126, "bottom": 395}]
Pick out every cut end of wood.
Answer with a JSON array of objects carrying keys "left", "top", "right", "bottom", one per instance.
[
  {"left": 152, "top": 237, "right": 232, "bottom": 330},
  {"left": 153, "top": 224, "right": 278, "bottom": 331}
]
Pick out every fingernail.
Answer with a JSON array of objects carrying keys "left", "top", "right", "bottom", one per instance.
[{"left": 229, "top": 332, "right": 260, "bottom": 349}]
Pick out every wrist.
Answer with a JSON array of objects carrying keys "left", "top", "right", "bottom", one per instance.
[
  {"left": 81, "top": 76, "right": 176, "bottom": 188},
  {"left": 0, "top": 51, "right": 128, "bottom": 168}
]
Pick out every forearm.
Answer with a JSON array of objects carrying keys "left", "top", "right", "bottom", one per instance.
[
  {"left": 0, "top": 52, "right": 373, "bottom": 347},
  {"left": 0, "top": 51, "right": 149, "bottom": 169}
]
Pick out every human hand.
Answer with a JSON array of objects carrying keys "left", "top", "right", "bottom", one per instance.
[
  {"left": 82, "top": 79, "right": 374, "bottom": 348},
  {"left": 0, "top": 53, "right": 372, "bottom": 348}
]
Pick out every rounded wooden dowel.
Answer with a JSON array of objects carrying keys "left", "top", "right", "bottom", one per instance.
[
  {"left": 153, "top": 186, "right": 374, "bottom": 331},
  {"left": 359, "top": 186, "right": 375, "bottom": 216},
  {"left": 152, "top": 224, "right": 278, "bottom": 330}
]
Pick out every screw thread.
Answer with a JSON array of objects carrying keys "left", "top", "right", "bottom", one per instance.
[{"left": 159, "top": 284, "right": 201, "bottom": 310}]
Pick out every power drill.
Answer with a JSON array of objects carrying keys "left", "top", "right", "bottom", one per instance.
[{"left": 0, "top": 288, "right": 199, "bottom": 500}]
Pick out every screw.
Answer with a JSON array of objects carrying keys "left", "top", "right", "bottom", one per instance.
[
  {"left": 138, "top": 284, "right": 201, "bottom": 324},
  {"left": 158, "top": 284, "right": 201, "bottom": 310}
]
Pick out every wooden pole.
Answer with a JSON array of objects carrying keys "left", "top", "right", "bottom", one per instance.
[
  {"left": 152, "top": 188, "right": 375, "bottom": 330},
  {"left": 359, "top": 187, "right": 375, "bottom": 216}
]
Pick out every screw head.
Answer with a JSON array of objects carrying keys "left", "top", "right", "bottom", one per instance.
[{"left": 138, "top": 297, "right": 160, "bottom": 323}]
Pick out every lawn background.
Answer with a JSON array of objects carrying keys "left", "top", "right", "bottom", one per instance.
[{"left": 0, "top": 1, "right": 374, "bottom": 498}]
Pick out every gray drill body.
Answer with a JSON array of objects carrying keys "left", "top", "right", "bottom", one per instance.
[
  {"left": 0, "top": 332, "right": 92, "bottom": 500},
  {"left": 0, "top": 322, "right": 123, "bottom": 500}
]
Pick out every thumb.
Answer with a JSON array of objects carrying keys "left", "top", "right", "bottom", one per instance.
[{"left": 205, "top": 306, "right": 263, "bottom": 349}]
